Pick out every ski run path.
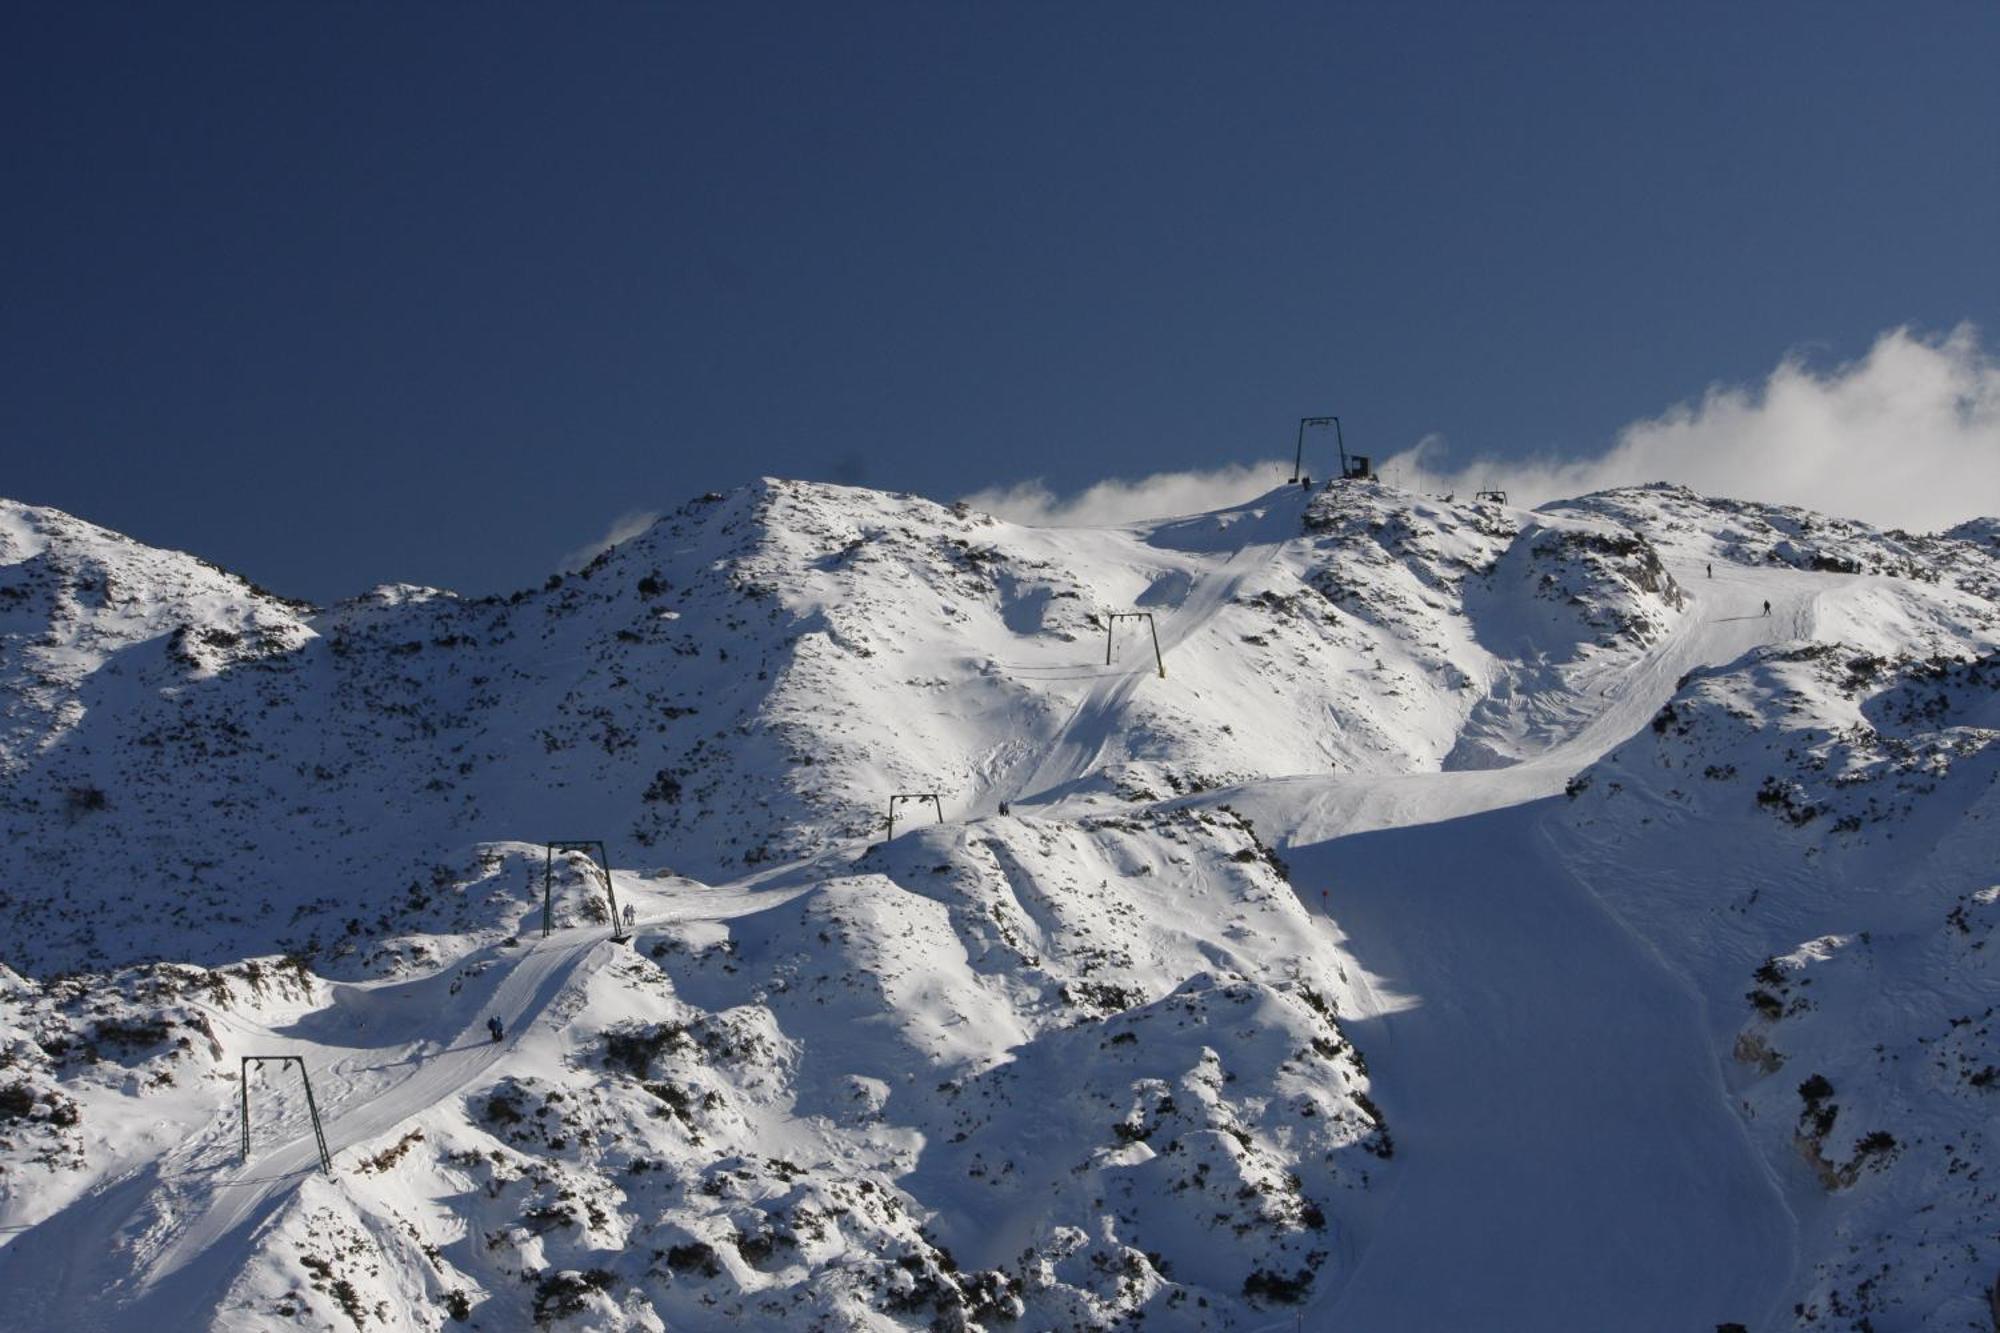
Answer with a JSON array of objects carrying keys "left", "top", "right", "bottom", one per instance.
[
  {"left": 5, "top": 528, "right": 1857, "bottom": 1330},
  {"left": 3, "top": 884, "right": 798, "bottom": 1331},
  {"left": 1223, "top": 556, "right": 1827, "bottom": 1331},
  {"left": 1008, "top": 541, "right": 1818, "bottom": 1329}
]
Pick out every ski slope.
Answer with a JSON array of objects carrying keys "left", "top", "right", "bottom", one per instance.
[
  {"left": 1295, "top": 804, "right": 1798, "bottom": 1329},
  {"left": 1217, "top": 561, "right": 1870, "bottom": 1328},
  {"left": 0, "top": 929, "right": 612, "bottom": 1329},
  {"left": 1246, "top": 559, "right": 1835, "bottom": 844},
  {"left": 1010, "top": 534, "right": 1288, "bottom": 807},
  {"left": 2, "top": 479, "right": 1995, "bottom": 1329}
]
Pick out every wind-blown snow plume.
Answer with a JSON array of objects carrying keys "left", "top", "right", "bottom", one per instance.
[
  {"left": 963, "top": 324, "right": 1998, "bottom": 535},
  {"left": 1387, "top": 323, "right": 2000, "bottom": 532},
  {"left": 961, "top": 459, "right": 1291, "bottom": 527},
  {"left": 562, "top": 508, "right": 662, "bottom": 569}
]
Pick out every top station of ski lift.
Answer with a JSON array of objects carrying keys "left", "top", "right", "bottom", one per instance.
[{"left": 1291, "top": 415, "right": 1371, "bottom": 486}]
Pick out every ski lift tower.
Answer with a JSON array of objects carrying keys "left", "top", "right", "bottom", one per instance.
[{"left": 1293, "top": 416, "right": 1371, "bottom": 484}]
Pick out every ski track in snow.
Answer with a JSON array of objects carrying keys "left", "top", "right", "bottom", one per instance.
[
  {"left": 1230, "top": 562, "right": 1821, "bottom": 844},
  {"left": 1, "top": 852, "right": 829, "bottom": 1329},
  {"left": 1, "top": 930, "right": 610, "bottom": 1329}
]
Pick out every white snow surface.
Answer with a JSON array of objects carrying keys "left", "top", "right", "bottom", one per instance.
[{"left": 0, "top": 478, "right": 1996, "bottom": 1330}]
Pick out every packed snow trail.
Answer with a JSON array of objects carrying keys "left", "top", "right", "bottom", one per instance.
[
  {"left": 1241, "top": 558, "right": 1835, "bottom": 844},
  {"left": 0, "top": 929, "right": 612, "bottom": 1330}
]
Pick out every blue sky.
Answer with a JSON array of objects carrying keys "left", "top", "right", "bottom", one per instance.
[{"left": 4, "top": 3, "right": 1996, "bottom": 600}]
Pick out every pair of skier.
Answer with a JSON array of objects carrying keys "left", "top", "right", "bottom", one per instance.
[{"left": 1705, "top": 563, "right": 1772, "bottom": 617}]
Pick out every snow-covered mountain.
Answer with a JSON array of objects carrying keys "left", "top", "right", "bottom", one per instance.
[{"left": 0, "top": 477, "right": 1995, "bottom": 1330}]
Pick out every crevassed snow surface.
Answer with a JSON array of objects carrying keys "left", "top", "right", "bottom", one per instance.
[{"left": 0, "top": 479, "right": 1996, "bottom": 1331}]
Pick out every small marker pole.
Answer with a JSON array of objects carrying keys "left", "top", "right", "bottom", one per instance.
[{"left": 541, "top": 845, "right": 555, "bottom": 938}]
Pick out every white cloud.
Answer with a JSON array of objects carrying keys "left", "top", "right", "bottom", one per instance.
[
  {"left": 562, "top": 509, "right": 661, "bottom": 570},
  {"left": 1384, "top": 323, "right": 2000, "bottom": 532},
  {"left": 568, "top": 327, "right": 1994, "bottom": 553},
  {"left": 961, "top": 459, "right": 1294, "bottom": 528}
]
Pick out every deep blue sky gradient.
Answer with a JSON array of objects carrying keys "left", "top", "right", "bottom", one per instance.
[{"left": 4, "top": 3, "right": 1996, "bottom": 600}]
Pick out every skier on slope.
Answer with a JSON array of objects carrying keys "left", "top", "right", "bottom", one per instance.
[
  {"left": 1762, "top": 600, "right": 1771, "bottom": 617},
  {"left": 488, "top": 1016, "right": 503, "bottom": 1043}
]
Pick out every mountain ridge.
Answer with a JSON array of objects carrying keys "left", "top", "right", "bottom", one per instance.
[{"left": 2, "top": 477, "right": 1998, "bottom": 1330}]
